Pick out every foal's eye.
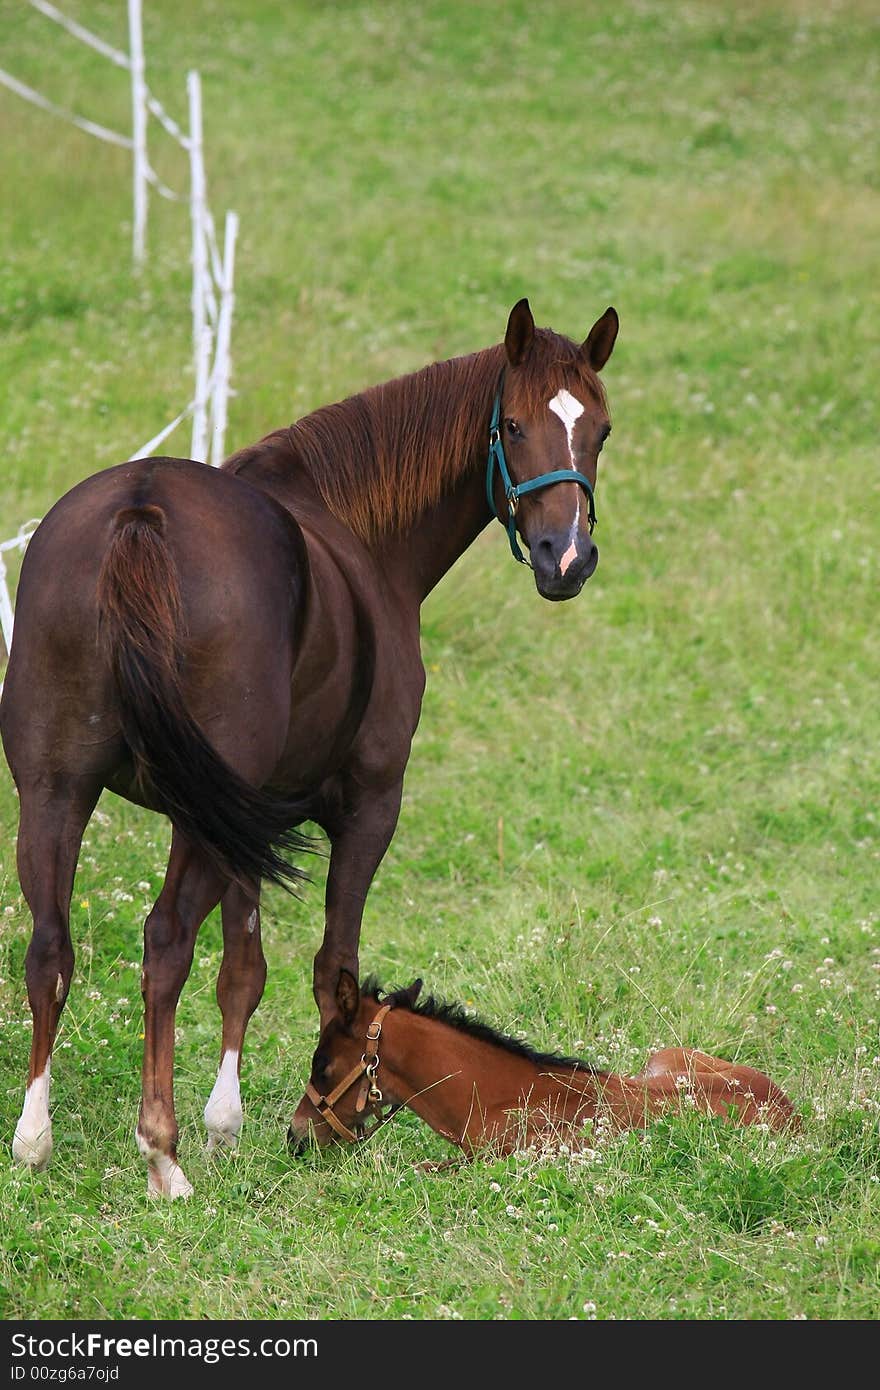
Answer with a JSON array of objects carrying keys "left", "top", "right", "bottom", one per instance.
[
  {"left": 504, "top": 418, "right": 522, "bottom": 439},
  {"left": 599, "top": 424, "right": 611, "bottom": 448}
]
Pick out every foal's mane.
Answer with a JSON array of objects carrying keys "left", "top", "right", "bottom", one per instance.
[
  {"left": 238, "top": 329, "right": 606, "bottom": 544},
  {"left": 362, "top": 976, "right": 597, "bottom": 1075}
]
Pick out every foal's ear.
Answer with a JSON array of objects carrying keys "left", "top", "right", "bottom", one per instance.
[
  {"left": 505, "top": 298, "right": 535, "bottom": 366},
  {"left": 581, "top": 307, "right": 619, "bottom": 371},
  {"left": 402, "top": 978, "right": 423, "bottom": 1007},
  {"left": 335, "top": 969, "right": 360, "bottom": 1027}
]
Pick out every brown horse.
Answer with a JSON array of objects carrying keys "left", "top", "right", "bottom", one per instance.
[
  {"left": 0, "top": 299, "right": 618, "bottom": 1197},
  {"left": 289, "top": 973, "right": 798, "bottom": 1156}
]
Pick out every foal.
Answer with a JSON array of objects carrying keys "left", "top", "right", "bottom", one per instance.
[{"left": 289, "top": 973, "right": 798, "bottom": 1156}]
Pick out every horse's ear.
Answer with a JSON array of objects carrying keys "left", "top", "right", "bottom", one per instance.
[
  {"left": 581, "top": 307, "right": 619, "bottom": 371},
  {"left": 505, "top": 298, "right": 535, "bottom": 366},
  {"left": 403, "top": 978, "right": 423, "bottom": 1007},
  {"left": 335, "top": 969, "right": 360, "bottom": 1026}
]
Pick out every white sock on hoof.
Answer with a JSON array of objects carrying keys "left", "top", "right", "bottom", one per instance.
[
  {"left": 13, "top": 1066, "right": 53, "bottom": 1170},
  {"left": 204, "top": 1050, "right": 243, "bottom": 1150}
]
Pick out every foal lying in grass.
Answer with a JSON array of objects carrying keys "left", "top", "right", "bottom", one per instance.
[{"left": 289, "top": 972, "right": 797, "bottom": 1157}]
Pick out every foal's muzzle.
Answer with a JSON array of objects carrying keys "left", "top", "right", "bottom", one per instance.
[{"left": 287, "top": 1124, "right": 312, "bottom": 1158}]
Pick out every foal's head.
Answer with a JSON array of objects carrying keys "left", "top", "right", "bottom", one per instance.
[
  {"left": 288, "top": 970, "right": 422, "bottom": 1152},
  {"left": 493, "top": 299, "right": 618, "bottom": 600}
]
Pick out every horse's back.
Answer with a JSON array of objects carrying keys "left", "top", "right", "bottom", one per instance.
[{"left": 2, "top": 457, "right": 308, "bottom": 791}]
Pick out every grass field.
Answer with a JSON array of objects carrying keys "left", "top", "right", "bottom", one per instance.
[{"left": 1, "top": 0, "right": 878, "bottom": 1320}]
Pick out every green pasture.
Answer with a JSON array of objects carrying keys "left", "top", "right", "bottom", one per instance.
[{"left": 0, "top": 0, "right": 878, "bottom": 1319}]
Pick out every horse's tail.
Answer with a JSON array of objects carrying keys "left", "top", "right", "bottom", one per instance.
[{"left": 96, "top": 503, "right": 314, "bottom": 891}]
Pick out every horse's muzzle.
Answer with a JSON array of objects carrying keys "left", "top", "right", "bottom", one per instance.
[{"left": 534, "top": 541, "right": 599, "bottom": 601}]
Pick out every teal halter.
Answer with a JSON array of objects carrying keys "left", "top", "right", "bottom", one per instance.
[{"left": 485, "top": 380, "right": 597, "bottom": 565}]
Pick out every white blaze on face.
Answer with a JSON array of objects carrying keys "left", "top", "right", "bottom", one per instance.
[
  {"left": 548, "top": 389, "right": 586, "bottom": 575},
  {"left": 13, "top": 1064, "right": 53, "bottom": 1169},
  {"left": 204, "top": 1049, "right": 243, "bottom": 1149}
]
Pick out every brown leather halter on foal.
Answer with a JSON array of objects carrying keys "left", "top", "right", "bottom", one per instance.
[{"left": 305, "top": 1004, "right": 397, "bottom": 1142}]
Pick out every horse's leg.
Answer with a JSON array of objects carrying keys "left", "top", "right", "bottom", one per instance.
[
  {"left": 203, "top": 879, "right": 265, "bottom": 1152},
  {"left": 137, "top": 831, "right": 226, "bottom": 1199},
  {"left": 312, "top": 783, "right": 403, "bottom": 1023},
  {"left": 12, "top": 779, "right": 99, "bottom": 1169}
]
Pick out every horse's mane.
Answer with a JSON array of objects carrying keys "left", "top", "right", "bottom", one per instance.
[
  {"left": 361, "top": 976, "right": 597, "bottom": 1075},
  {"left": 230, "top": 329, "right": 606, "bottom": 544}
]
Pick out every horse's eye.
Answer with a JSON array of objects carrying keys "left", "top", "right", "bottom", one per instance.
[
  {"left": 599, "top": 424, "right": 611, "bottom": 448},
  {"left": 504, "top": 418, "right": 522, "bottom": 439}
]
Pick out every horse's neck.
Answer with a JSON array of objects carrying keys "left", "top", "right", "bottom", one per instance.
[
  {"left": 377, "top": 465, "right": 493, "bottom": 602},
  {"left": 228, "top": 348, "right": 503, "bottom": 604},
  {"left": 287, "top": 346, "right": 503, "bottom": 603}
]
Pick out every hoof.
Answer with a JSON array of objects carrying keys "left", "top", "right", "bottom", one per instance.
[
  {"left": 205, "top": 1125, "right": 240, "bottom": 1154},
  {"left": 146, "top": 1159, "right": 194, "bottom": 1200},
  {"left": 203, "top": 1099, "right": 243, "bottom": 1154},
  {"left": 137, "top": 1128, "right": 194, "bottom": 1199},
  {"left": 413, "top": 1157, "right": 462, "bottom": 1174},
  {"left": 12, "top": 1123, "right": 53, "bottom": 1171}
]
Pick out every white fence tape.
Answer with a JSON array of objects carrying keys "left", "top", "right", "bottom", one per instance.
[
  {"left": 127, "top": 401, "right": 196, "bottom": 463},
  {"left": 28, "top": 0, "right": 131, "bottom": 70},
  {"left": 0, "top": 67, "right": 133, "bottom": 148}
]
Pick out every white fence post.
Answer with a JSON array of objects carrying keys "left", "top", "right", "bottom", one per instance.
[
  {"left": 187, "top": 70, "right": 210, "bottom": 460},
  {"left": 127, "top": 0, "right": 148, "bottom": 267},
  {"left": 191, "top": 325, "right": 212, "bottom": 463},
  {"left": 210, "top": 211, "right": 239, "bottom": 467}
]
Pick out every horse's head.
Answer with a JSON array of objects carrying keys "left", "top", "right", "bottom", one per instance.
[
  {"left": 288, "top": 970, "right": 422, "bottom": 1152},
  {"left": 488, "top": 299, "right": 618, "bottom": 600}
]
